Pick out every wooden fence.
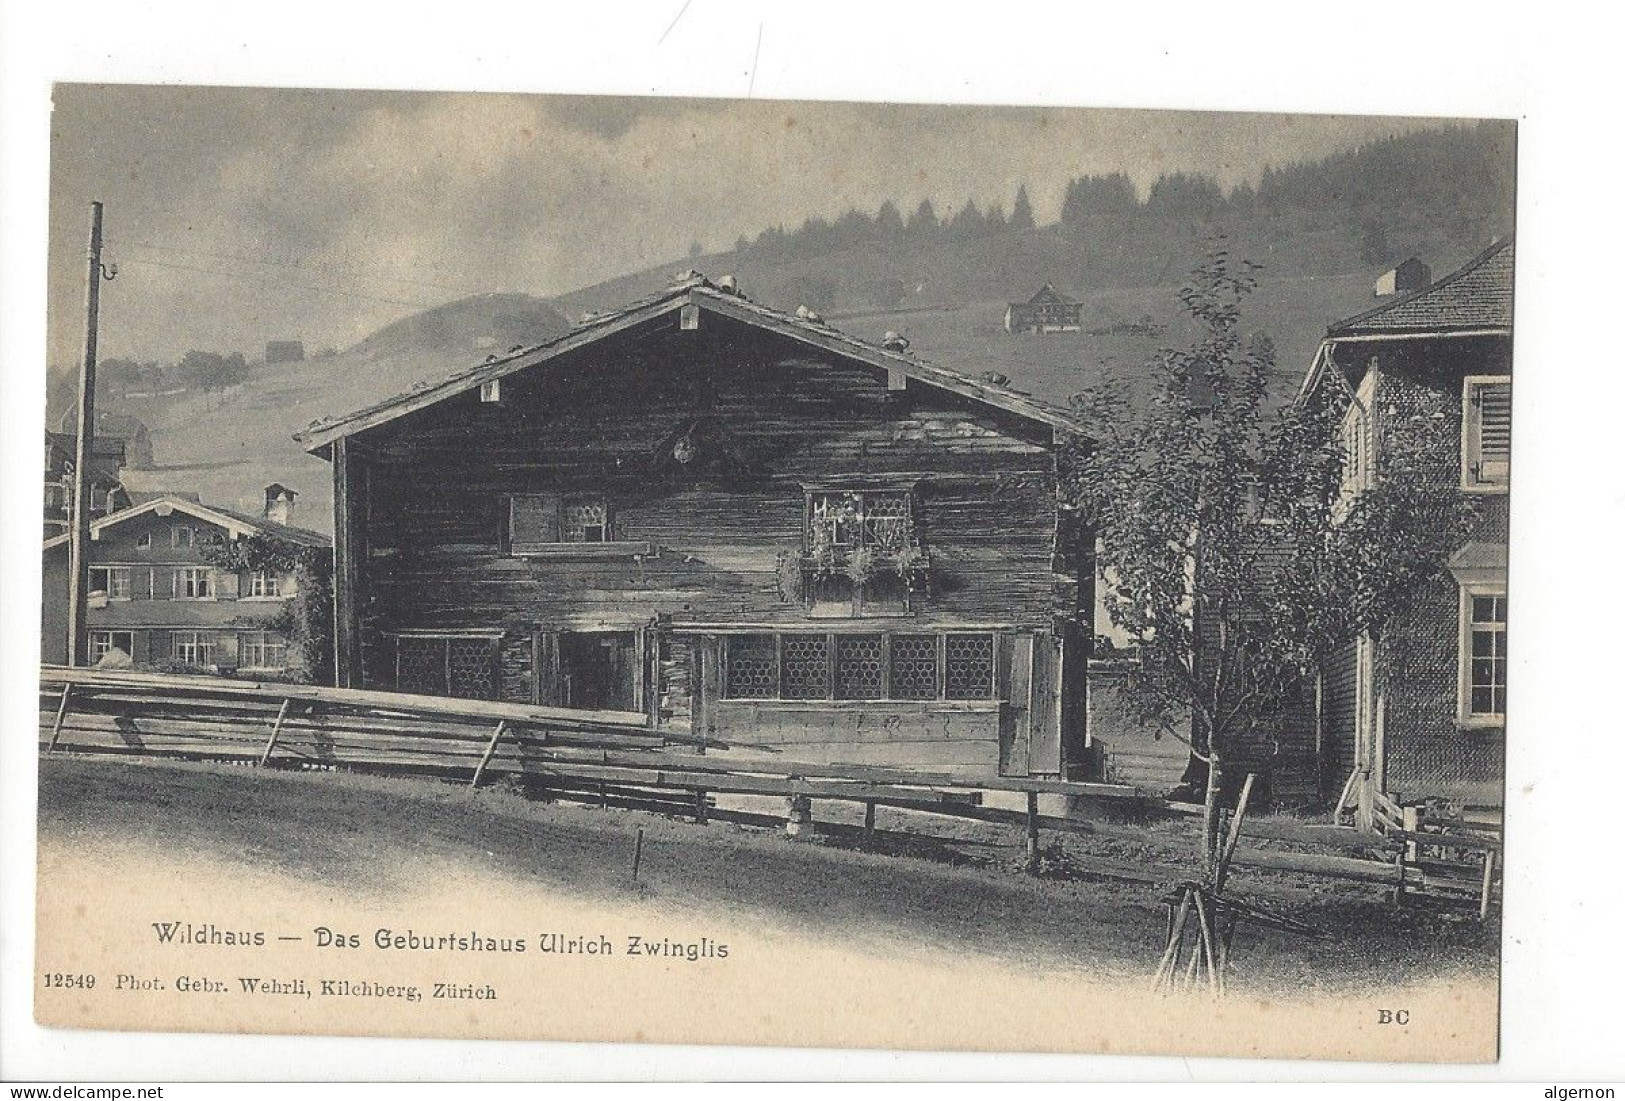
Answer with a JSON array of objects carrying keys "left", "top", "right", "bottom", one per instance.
[
  {"left": 37, "top": 666, "right": 1144, "bottom": 855},
  {"left": 36, "top": 666, "right": 1497, "bottom": 911}
]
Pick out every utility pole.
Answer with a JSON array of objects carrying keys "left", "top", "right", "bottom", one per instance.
[{"left": 66, "top": 201, "right": 106, "bottom": 667}]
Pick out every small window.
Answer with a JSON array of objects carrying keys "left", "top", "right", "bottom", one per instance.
[
  {"left": 807, "top": 490, "right": 913, "bottom": 553},
  {"left": 507, "top": 494, "right": 614, "bottom": 549},
  {"left": 239, "top": 631, "right": 287, "bottom": 670},
  {"left": 944, "top": 633, "right": 996, "bottom": 699},
  {"left": 780, "top": 633, "right": 831, "bottom": 700},
  {"left": 136, "top": 531, "right": 152, "bottom": 550},
  {"left": 173, "top": 567, "right": 214, "bottom": 599},
  {"left": 563, "top": 499, "right": 609, "bottom": 543},
  {"left": 92, "top": 566, "right": 132, "bottom": 599},
  {"left": 888, "top": 633, "right": 940, "bottom": 700},
  {"left": 724, "top": 635, "right": 778, "bottom": 699},
  {"left": 1462, "top": 376, "right": 1511, "bottom": 491},
  {"left": 248, "top": 571, "right": 281, "bottom": 597},
  {"left": 1460, "top": 587, "right": 1507, "bottom": 724},
  {"left": 89, "top": 630, "right": 134, "bottom": 664},
  {"left": 833, "top": 634, "right": 885, "bottom": 700},
  {"left": 393, "top": 635, "right": 498, "bottom": 699},
  {"left": 480, "top": 378, "right": 502, "bottom": 403},
  {"left": 172, "top": 631, "right": 215, "bottom": 667},
  {"left": 172, "top": 525, "right": 194, "bottom": 548}
]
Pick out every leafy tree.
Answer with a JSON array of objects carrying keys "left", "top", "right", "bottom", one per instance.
[
  {"left": 1010, "top": 184, "right": 1036, "bottom": 231},
  {"left": 1063, "top": 244, "right": 1477, "bottom": 865}
]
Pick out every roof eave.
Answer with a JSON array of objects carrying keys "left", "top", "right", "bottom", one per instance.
[{"left": 297, "top": 282, "right": 1085, "bottom": 452}]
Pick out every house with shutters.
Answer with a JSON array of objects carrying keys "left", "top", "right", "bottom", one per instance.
[
  {"left": 295, "top": 272, "right": 1097, "bottom": 778},
  {"left": 1298, "top": 238, "right": 1514, "bottom": 826},
  {"left": 41, "top": 486, "right": 329, "bottom": 676}
]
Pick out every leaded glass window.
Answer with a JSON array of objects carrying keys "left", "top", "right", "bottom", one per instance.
[
  {"left": 834, "top": 634, "right": 885, "bottom": 700},
  {"left": 944, "top": 633, "right": 995, "bottom": 699}
]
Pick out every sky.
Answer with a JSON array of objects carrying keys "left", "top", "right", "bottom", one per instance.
[{"left": 47, "top": 86, "right": 1452, "bottom": 367}]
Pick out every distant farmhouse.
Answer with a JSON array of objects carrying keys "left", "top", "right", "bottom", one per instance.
[
  {"left": 41, "top": 485, "right": 329, "bottom": 677},
  {"left": 1004, "top": 283, "right": 1082, "bottom": 334}
]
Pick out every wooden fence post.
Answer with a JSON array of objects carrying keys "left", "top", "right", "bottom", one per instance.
[
  {"left": 1025, "top": 790, "right": 1041, "bottom": 871},
  {"left": 48, "top": 683, "right": 73, "bottom": 752},
  {"left": 470, "top": 720, "right": 508, "bottom": 788},
  {"left": 259, "top": 698, "right": 292, "bottom": 767}
]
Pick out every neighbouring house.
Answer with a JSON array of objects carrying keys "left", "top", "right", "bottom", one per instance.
[
  {"left": 55, "top": 410, "right": 155, "bottom": 469},
  {"left": 42, "top": 431, "right": 129, "bottom": 540},
  {"left": 296, "top": 273, "right": 1097, "bottom": 778},
  {"left": 1299, "top": 238, "right": 1513, "bottom": 827},
  {"left": 41, "top": 487, "right": 330, "bottom": 677},
  {"left": 1004, "top": 283, "right": 1082, "bottom": 334}
]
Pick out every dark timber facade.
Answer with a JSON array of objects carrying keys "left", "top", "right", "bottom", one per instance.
[{"left": 299, "top": 276, "right": 1095, "bottom": 778}]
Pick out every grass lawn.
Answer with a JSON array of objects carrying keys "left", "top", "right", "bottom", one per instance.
[{"left": 37, "top": 753, "right": 1498, "bottom": 999}]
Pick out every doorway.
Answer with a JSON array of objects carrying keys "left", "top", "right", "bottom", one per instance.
[{"left": 556, "top": 631, "right": 639, "bottom": 711}]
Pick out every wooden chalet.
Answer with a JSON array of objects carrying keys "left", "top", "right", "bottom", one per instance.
[
  {"left": 297, "top": 274, "right": 1096, "bottom": 778},
  {"left": 1004, "top": 283, "right": 1082, "bottom": 334}
]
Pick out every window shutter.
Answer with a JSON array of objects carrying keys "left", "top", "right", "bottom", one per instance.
[
  {"left": 509, "top": 494, "right": 561, "bottom": 550},
  {"left": 1475, "top": 379, "right": 1508, "bottom": 483},
  {"left": 282, "top": 571, "right": 298, "bottom": 597},
  {"left": 227, "top": 570, "right": 244, "bottom": 599}
]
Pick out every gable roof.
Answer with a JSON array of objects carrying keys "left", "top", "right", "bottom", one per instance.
[
  {"left": 1328, "top": 238, "right": 1514, "bottom": 339},
  {"left": 45, "top": 431, "right": 126, "bottom": 463},
  {"left": 295, "top": 275, "right": 1082, "bottom": 453},
  {"left": 42, "top": 493, "right": 329, "bottom": 552},
  {"left": 1298, "top": 238, "right": 1515, "bottom": 402},
  {"left": 1015, "top": 282, "right": 1076, "bottom": 307}
]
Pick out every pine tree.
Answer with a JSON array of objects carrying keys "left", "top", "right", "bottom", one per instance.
[
  {"left": 906, "top": 198, "right": 939, "bottom": 237},
  {"left": 874, "top": 200, "right": 905, "bottom": 239},
  {"left": 1010, "top": 184, "right": 1035, "bottom": 231}
]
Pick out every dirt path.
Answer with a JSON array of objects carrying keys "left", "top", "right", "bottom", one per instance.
[{"left": 37, "top": 754, "right": 1498, "bottom": 995}]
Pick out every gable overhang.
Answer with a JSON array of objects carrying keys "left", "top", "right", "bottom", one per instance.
[
  {"left": 41, "top": 495, "right": 321, "bottom": 553},
  {"left": 295, "top": 283, "right": 1083, "bottom": 456},
  {"left": 1296, "top": 327, "right": 1514, "bottom": 406}
]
